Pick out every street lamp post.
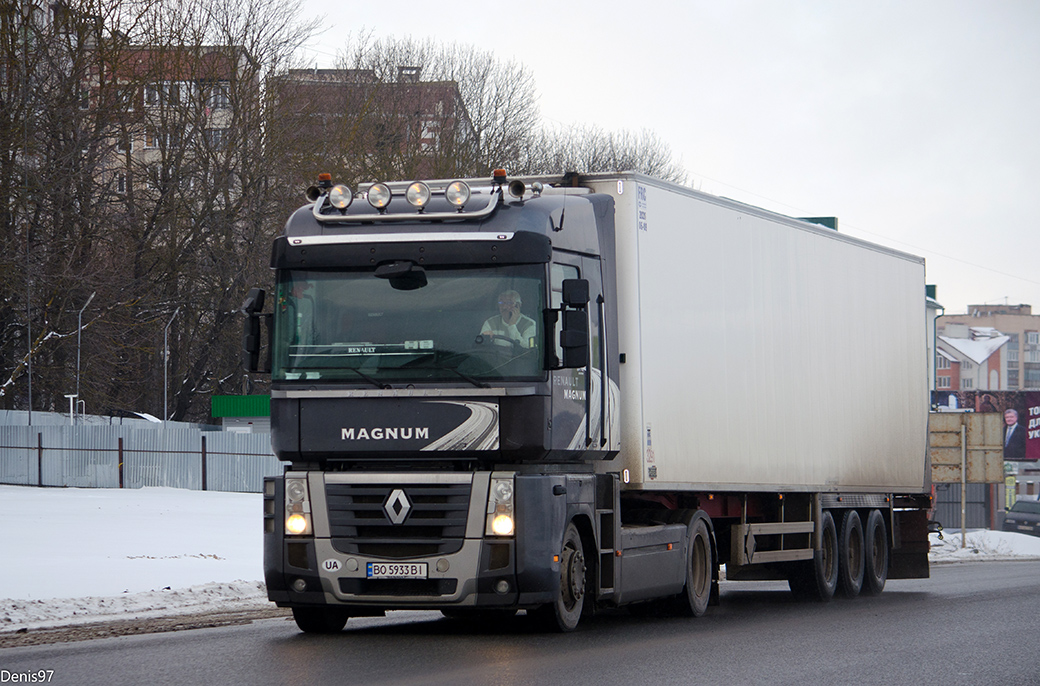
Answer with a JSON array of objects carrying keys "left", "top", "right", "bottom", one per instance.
[
  {"left": 163, "top": 307, "right": 180, "bottom": 424},
  {"left": 75, "top": 292, "right": 95, "bottom": 422}
]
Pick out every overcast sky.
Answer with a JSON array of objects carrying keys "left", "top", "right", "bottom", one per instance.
[{"left": 296, "top": 1, "right": 1040, "bottom": 315}]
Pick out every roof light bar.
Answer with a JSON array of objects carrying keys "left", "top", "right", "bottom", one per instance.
[
  {"left": 329, "top": 184, "right": 353, "bottom": 210},
  {"left": 406, "top": 182, "right": 431, "bottom": 209},
  {"left": 445, "top": 180, "right": 471, "bottom": 209},
  {"left": 367, "top": 182, "right": 392, "bottom": 210}
]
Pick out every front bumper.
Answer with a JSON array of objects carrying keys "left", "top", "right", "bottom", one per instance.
[{"left": 265, "top": 471, "right": 524, "bottom": 610}]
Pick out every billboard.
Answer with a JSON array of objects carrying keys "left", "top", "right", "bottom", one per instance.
[{"left": 931, "top": 390, "right": 1040, "bottom": 461}]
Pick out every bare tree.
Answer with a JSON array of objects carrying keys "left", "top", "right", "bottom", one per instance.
[
  {"left": 273, "top": 33, "right": 540, "bottom": 189},
  {"left": 518, "top": 123, "right": 689, "bottom": 184},
  {"left": 0, "top": 0, "right": 317, "bottom": 421},
  {"left": 0, "top": 0, "right": 155, "bottom": 412}
]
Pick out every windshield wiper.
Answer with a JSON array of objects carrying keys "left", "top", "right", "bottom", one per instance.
[
  {"left": 346, "top": 368, "right": 390, "bottom": 389},
  {"left": 440, "top": 366, "right": 488, "bottom": 389},
  {"left": 405, "top": 363, "right": 488, "bottom": 389}
]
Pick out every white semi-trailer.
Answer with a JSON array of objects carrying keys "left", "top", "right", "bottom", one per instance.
[{"left": 245, "top": 170, "right": 932, "bottom": 633}]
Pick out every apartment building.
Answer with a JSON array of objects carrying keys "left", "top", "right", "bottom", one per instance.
[{"left": 939, "top": 304, "right": 1040, "bottom": 390}]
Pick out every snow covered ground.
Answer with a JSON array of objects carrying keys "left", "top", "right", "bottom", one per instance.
[
  {"left": 1, "top": 485, "right": 269, "bottom": 632},
  {"left": 2, "top": 484, "right": 1040, "bottom": 633}
]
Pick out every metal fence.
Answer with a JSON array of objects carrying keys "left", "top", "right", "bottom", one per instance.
[
  {"left": 933, "top": 482, "right": 993, "bottom": 530},
  {"left": 0, "top": 426, "right": 284, "bottom": 493}
]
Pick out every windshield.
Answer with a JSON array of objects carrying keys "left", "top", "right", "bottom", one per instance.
[
  {"left": 1010, "top": 500, "right": 1040, "bottom": 514},
  {"left": 272, "top": 264, "right": 546, "bottom": 384}
]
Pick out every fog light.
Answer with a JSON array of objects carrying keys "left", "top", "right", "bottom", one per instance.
[
  {"left": 445, "top": 180, "right": 470, "bottom": 208},
  {"left": 436, "top": 559, "right": 450, "bottom": 573},
  {"left": 291, "top": 578, "right": 307, "bottom": 593},
  {"left": 494, "top": 579, "right": 510, "bottom": 594},
  {"left": 329, "top": 184, "right": 353, "bottom": 209},
  {"left": 367, "top": 182, "right": 392, "bottom": 209},
  {"left": 406, "top": 181, "right": 431, "bottom": 208}
]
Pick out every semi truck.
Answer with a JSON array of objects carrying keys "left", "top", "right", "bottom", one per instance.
[{"left": 245, "top": 170, "right": 933, "bottom": 633}]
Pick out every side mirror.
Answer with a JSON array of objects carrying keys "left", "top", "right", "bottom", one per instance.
[
  {"left": 559, "top": 279, "right": 590, "bottom": 369},
  {"left": 562, "top": 279, "right": 589, "bottom": 307},
  {"left": 241, "top": 288, "right": 266, "bottom": 373},
  {"left": 560, "top": 310, "right": 589, "bottom": 368}
]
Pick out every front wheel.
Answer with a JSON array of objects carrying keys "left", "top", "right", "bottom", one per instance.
[
  {"left": 677, "top": 515, "right": 714, "bottom": 617},
  {"left": 533, "top": 522, "right": 587, "bottom": 632},
  {"left": 292, "top": 606, "right": 349, "bottom": 633}
]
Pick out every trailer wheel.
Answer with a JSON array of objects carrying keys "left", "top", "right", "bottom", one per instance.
[
  {"left": 862, "top": 509, "right": 889, "bottom": 596},
  {"left": 837, "top": 510, "right": 865, "bottom": 598},
  {"left": 291, "top": 607, "right": 349, "bottom": 633},
  {"left": 677, "top": 515, "right": 714, "bottom": 617},
  {"left": 788, "top": 509, "right": 838, "bottom": 601},
  {"left": 533, "top": 522, "right": 586, "bottom": 632}
]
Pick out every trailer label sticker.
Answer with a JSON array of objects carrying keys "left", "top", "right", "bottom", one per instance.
[
  {"left": 646, "top": 424, "right": 657, "bottom": 480},
  {"left": 637, "top": 185, "right": 648, "bottom": 232}
]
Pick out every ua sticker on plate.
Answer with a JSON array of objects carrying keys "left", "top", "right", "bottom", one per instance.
[{"left": 322, "top": 559, "right": 342, "bottom": 572}]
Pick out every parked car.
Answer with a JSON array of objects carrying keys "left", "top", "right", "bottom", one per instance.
[{"left": 1002, "top": 499, "right": 1040, "bottom": 537}]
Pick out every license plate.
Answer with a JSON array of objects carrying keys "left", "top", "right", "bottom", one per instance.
[
  {"left": 367, "top": 562, "right": 428, "bottom": 579},
  {"left": 1018, "top": 525, "right": 1033, "bottom": 531}
]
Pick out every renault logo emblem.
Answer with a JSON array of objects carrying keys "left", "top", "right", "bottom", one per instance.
[{"left": 384, "top": 489, "right": 411, "bottom": 525}]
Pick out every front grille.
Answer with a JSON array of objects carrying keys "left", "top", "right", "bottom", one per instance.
[{"left": 326, "top": 482, "right": 471, "bottom": 558}]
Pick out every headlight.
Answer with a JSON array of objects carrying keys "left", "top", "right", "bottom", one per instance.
[
  {"left": 329, "top": 184, "right": 353, "bottom": 210},
  {"left": 493, "top": 480, "right": 513, "bottom": 502},
  {"left": 486, "top": 474, "right": 515, "bottom": 537},
  {"left": 406, "top": 181, "right": 431, "bottom": 209},
  {"left": 287, "top": 479, "right": 307, "bottom": 503},
  {"left": 367, "top": 182, "right": 392, "bottom": 209},
  {"left": 285, "top": 513, "right": 311, "bottom": 536},
  {"left": 284, "top": 476, "right": 312, "bottom": 535},
  {"left": 445, "top": 180, "right": 470, "bottom": 208},
  {"left": 491, "top": 513, "right": 514, "bottom": 536}
]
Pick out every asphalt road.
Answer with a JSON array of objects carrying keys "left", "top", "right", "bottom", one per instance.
[{"left": 2, "top": 561, "right": 1038, "bottom": 686}]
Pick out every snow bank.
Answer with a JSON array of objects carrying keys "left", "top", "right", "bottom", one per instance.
[
  {"left": 928, "top": 528, "right": 1040, "bottom": 563},
  {"left": 1, "top": 582, "right": 270, "bottom": 632}
]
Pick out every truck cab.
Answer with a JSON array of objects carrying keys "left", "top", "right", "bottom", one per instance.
[{"left": 250, "top": 172, "right": 623, "bottom": 632}]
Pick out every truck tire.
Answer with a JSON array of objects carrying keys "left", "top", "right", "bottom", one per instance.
[
  {"left": 533, "top": 522, "right": 586, "bottom": 632},
  {"left": 677, "top": 514, "right": 714, "bottom": 617},
  {"left": 837, "top": 510, "right": 864, "bottom": 598},
  {"left": 292, "top": 606, "right": 349, "bottom": 633},
  {"left": 788, "top": 510, "right": 838, "bottom": 601},
  {"left": 862, "top": 509, "right": 889, "bottom": 596}
]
